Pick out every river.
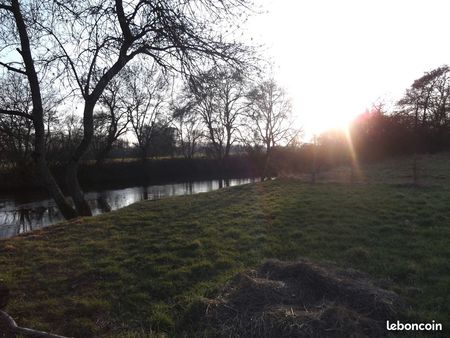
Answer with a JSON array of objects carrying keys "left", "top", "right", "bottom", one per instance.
[{"left": 0, "top": 177, "right": 260, "bottom": 239}]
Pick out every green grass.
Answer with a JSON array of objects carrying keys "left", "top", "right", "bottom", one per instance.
[{"left": 1, "top": 153, "right": 449, "bottom": 337}]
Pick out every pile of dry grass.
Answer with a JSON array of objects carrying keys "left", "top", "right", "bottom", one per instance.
[{"left": 200, "top": 260, "right": 403, "bottom": 337}]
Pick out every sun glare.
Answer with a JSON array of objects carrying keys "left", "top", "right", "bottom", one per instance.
[
  {"left": 288, "top": 88, "right": 361, "bottom": 139},
  {"left": 246, "top": 0, "right": 450, "bottom": 141},
  {"left": 304, "top": 110, "right": 355, "bottom": 135}
]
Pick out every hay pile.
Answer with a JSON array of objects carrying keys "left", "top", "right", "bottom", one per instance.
[{"left": 201, "top": 260, "right": 403, "bottom": 337}]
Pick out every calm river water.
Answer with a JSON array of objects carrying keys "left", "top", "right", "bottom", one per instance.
[{"left": 0, "top": 177, "right": 260, "bottom": 239}]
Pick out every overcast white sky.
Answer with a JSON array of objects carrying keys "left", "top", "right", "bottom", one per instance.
[{"left": 244, "top": 0, "right": 450, "bottom": 136}]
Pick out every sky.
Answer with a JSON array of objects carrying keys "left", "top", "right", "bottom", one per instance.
[{"left": 244, "top": 0, "right": 450, "bottom": 137}]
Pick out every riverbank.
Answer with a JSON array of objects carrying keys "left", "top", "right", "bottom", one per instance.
[
  {"left": 0, "top": 156, "right": 266, "bottom": 192},
  {"left": 0, "top": 177, "right": 260, "bottom": 240},
  {"left": 0, "top": 153, "right": 449, "bottom": 337}
]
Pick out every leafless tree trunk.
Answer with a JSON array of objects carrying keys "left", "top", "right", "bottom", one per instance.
[
  {"left": 126, "top": 65, "right": 168, "bottom": 163},
  {"left": 187, "top": 66, "right": 248, "bottom": 163},
  {"left": 0, "top": 0, "right": 77, "bottom": 219},
  {"left": 93, "top": 79, "right": 129, "bottom": 165},
  {"left": 246, "top": 78, "right": 300, "bottom": 180},
  {"left": 2, "top": 0, "right": 254, "bottom": 219},
  {"left": 172, "top": 104, "right": 203, "bottom": 159}
]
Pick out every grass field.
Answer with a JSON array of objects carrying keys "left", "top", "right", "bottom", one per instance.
[{"left": 0, "top": 153, "right": 449, "bottom": 337}]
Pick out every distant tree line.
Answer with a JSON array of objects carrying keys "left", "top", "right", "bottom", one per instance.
[
  {"left": 2, "top": 62, "right": 449, "bottom": 193},
  {"left": 0, "top": 65, "right": 298, "bottom": 172},
  {"left": 315, "top": 65, "right": 450, "bottom": 166}
]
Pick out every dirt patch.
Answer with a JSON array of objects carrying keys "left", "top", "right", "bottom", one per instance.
[{"left": 200, "top": 259, "right": 403, "bottom": 337}]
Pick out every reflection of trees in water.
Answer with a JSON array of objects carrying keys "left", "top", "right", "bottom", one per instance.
[
  {"left": 1, "top": 206, "right": 53, "bottom": 235},
  {"left": 187, "top": 181, "right": 193, "bottom": 194},
  {"left": 142, "top": 186, "right": 149, "bottom": 200},
  {"left": 218, "top": 178, "right": 230, "bottom": 189},
  {"left": 110, "top": 193, "right": 127, "bottom": 210},
  {"left": 1, "top": 178, "right": 259, "bottom": 239},
  {"left": 204, "top": 180, "right": 213, "bottom": 191},
  {"left": 96, "top": 196, "right": 112, "bottom": 213}
]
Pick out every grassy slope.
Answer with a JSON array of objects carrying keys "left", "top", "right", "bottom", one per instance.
[{"left": 1, "top": 153, "right": 449, "bottom": 337}]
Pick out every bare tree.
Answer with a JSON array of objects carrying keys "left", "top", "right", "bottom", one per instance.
[
  {"left": 0, "top": 72, "right": 66, "bottom": 167},
  {"left": 0, "top": 0, "right": 78, "bottom": 218},
  {"left": 172, "top": 103, "right": 203, "bottom": 159},
  {"left": 187, "top": 65, "right": 248, "bottom": 162},
  {"left": 51, "top": 113, "right": 84, "bottom": 165},
  {"left": 397, "top": 65, "right": 450, "bottom": 184},
  {"left": 0, "top": 73, "right": 33, "bottom": 169},
  {"left": 93, "top": 78, "right": 129, "bottom": 165},
  {"left": 126, "top": 64, "right": 169, "bottom": 162},
  {"left": 0, "top": 0, "right": 253, "bottom": 218},
  {"left": 246, "top": 79, "right": 299, "bottom": 178}
]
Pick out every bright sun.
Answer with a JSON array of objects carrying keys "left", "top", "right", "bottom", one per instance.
[
  {"left": 243, "top": 0, "right": 450, "bottom": 141},
  {"left": 303, "top": 109, "right": 355, "bottom": 135},
  {"left": 288, "top": 85, "right": 361, "bottom": 139}
]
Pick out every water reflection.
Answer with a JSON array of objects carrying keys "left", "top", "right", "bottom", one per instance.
[{"left": 0, "top": 177, "right": 259, "bottom": 239}]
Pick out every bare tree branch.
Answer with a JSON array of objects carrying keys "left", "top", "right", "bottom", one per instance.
[
  {"left": 0, "top": 108, "right": 34, "bottom": 120},
  {"left": 0, "top": 3, "right": 13, "bottom": 11},
  {"left": 0, "top": 61, "right": 26, "bottom": 75}
]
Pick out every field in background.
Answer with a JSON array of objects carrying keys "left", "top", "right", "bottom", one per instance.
[
  {"left": 288, "top": 152, "right": 450, "bottom": 186},
  {"left": 0, "top": 152, "right": 449, "bottom": 337}
]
